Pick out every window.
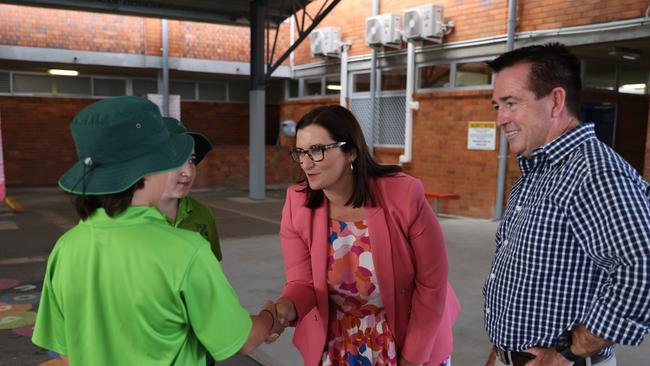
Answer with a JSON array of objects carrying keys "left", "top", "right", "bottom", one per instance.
[
  {"left": 353, "top": 73, "right": 370, "bottom": 93},
  {"left": 132, "top": 79, "right": 158, "bottom": 97},
  {"left": 456, "top": 62, "right": 492, "bottom": 87},
  {"left": 583, "top": 60, "right": 616, "bottom": 91},
  {"left": 229, "top": 80, "right": 249, "bottom": 102},
  {"left": 93, "top": 78, "right": 126, "bottom": 96},
  {"left": 304, "top": 78, "right": 322, "bottom": 96},
  {"left": 325, "top": 75, "right": 341, "bottom": 95},
  {"left": 13, "top": 74, "right": 52, "bottom": 93},
  {"left": 170, "top": 81, "right": 196, "bottom": 100},
  {"left": 0, "top": 72, "right": 9, "bottom": 93},
  {"left": 199, "top": 83, "right": 227, "bottom": 101},
  {"left": 381, "top": 68, "right": 407, "bottom": 91},
  {"left": 287, "top": 79, "right": 299, "bottom": 98},
  {"left": 419, "top": 64, "right": 451, "bottom": 89},
  {"left": 53, "top": 76, "right": 91, "bottom": 95}
]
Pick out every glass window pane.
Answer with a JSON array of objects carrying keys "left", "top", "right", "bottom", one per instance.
[
  {"left": 170, "top": 81, "right": 196, "bottom": 100},
  {"left": 13, "top": 74, "right": 52, "bottom": 93},
  {"left": 266, "top": 80, "right": 283, "bottom": 104},
  {"left": 617, "top": 67, "right": 648, "bottom": 95},
  {"left": 456, "top": 62, "right": 492, "bottom": 87},
  {"left": 0, "top": 72, "right": 9, "bottom": 93},
  {"left": 133, "top": 79, "right": 158, "bottom": 97},
  {"left": 304, "top": 78, "right": 322, "bottom": 96},
  {"left": 325, "top": 75, "right": 341, "bottom": 95},
  {"left": 583, "top": 60, "right": 616, "bottom": 91},
  {"left": 199, "top": 83, "right": 227, "bottom": 101},
  {"left": 353, "top": 73, "right": 370, "bottom": 93},
  {"left": 288, "top": 79, "right": 299, "bottom": 98},
  {"left": 54, "top": 76, "right": 91, "bottom": 95},
  {"left": 93, "top": 78, "right": 126, "bottom": 96},
  {"left": 229, "top": 80, "right": 249, "bottom": 102},
  {"left": 381, "top": 68, "right": 407, "bottom": 91},
  {"left": 419, "top": 64, "right": 451, "bottom": 88}
]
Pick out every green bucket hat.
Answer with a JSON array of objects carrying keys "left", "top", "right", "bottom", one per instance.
[
  {"left": 162, "top": 117, "right": 213, "bottom": 165},
  {"left": 59, "top": 96, "right": 194, "bottom": 195}
]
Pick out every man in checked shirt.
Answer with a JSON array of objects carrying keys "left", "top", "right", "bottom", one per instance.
[{"left": 483, "top": 43, "right": 650, "bottom": 366}]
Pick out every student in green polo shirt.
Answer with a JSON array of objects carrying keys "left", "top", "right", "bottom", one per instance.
[
  {"left": 32, "top": 96, "right": 283, "bottom": 366},
  {"left": 159, "top": 118, "right": 223, "bottom": 261}
]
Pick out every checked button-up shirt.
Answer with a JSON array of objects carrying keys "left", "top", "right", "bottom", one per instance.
[{"left": 483, "top": 124, "right": 650, "bottom": 355}]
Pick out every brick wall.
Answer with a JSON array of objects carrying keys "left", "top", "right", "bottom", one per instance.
[
  {"left": 0, "top": 4, "right": 293, "bottom": 63},
  {"left": 181, "top": 102, "right": 279, "bottom": 146},
  {"left": 408, "top": 89, "right": 519, "bottom": 218},
  {"left": 518, "top": 0, "right": 649, "bottom": 31},
  {"left": 194, "top": 145, "right": 295, "bottom": 188},
  {"left": 287, "top": 0, "right": 649, "bottom": 66},
  {"left": 0, "top": 96, "right": 288, "bottom": 187}
]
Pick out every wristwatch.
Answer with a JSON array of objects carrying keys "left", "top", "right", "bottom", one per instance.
[{"left": 555, "top": 330, "right": 584, "bottom": 362}]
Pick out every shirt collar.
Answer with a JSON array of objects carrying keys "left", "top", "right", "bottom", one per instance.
[
  {"left": 174, "top": 196, "right": 194, "bottom": 225},
  {"left": 518, "top": 123, "right": 596, "bottom": 175},
  {"left": 85, "top": 205, "right": 168, "bottom": 224}
]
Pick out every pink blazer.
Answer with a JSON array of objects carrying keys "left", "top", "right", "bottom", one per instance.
[{"left": 280, "top": 173, "right": 460, "bottom": 366}]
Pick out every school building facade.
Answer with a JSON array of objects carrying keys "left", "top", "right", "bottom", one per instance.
[{"left": 0, "top": 0, "right": 649, "bottom": 218}]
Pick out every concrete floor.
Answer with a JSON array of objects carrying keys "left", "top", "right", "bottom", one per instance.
[{"left": 1, "top": 187, "right": 649, "bottom": 365}]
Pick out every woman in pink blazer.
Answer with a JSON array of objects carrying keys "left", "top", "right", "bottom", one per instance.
[{"left": 273, "top": 105, "right": 460, "bottom": 366}]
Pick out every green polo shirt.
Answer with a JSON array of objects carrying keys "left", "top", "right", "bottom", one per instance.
[
  {"left": 32, "top": 206, "right": 251, "bottom": 366},
  {"left": 175, "top": 196, "right": 222, "bottom": 261}
]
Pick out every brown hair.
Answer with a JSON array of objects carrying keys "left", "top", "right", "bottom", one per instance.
[
  {"left": 295, "top": 105, "right": 401, "bottom": 209},
  {"left": 73, "top": 179, "right": 145, "bottom": 220}
]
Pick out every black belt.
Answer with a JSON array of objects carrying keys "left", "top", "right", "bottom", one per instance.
[{"left": 495, "top": 347, "right": 610, "bottom": 366}]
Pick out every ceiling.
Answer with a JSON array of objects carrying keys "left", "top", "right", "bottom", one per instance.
[
  {"left": 0, "top": 0, "right": 311, "bottom": 27},
  {"left": 572, "top": 38, "right": 650, "bottom": 68}
]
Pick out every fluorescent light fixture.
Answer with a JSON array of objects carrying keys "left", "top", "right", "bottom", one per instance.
[
  {"left": 607, "top": 47, "right": 641, "bottom": 61},
  {"left": 618, "top": 83, "right": 647, "bottom": 94},
  {"left": 48, "top": 69, "right": 79, "bottom": 76},
  {"left": 326, "top": 84, "right": 342, "bottom": 91}
]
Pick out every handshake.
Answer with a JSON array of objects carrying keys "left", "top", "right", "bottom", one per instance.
[{"left": 257, "top": 297, "right": 297, "bottom": 344}]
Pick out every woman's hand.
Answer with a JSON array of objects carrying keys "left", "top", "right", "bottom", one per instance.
[
  {"left": 274, "top": 297, "right": 297, "bottom": 327},
  {"left": 399, "top": 356, "right": 422, "bottom": 366}
]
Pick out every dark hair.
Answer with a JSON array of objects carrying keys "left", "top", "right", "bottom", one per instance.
[
  {"left": 295, "top": 105, "right": 401, "bottom": 209},
  {"left": 487, "top": 43, "right": 581, "bottom": 118},
  {"left": 73, "top": 179, "right": 145, "bottom": 220}
]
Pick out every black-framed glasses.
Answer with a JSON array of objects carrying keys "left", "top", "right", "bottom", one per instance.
[{"left": 290, "top": 141, "right": 347, "bottom": 163}]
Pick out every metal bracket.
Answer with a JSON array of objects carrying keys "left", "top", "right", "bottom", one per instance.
[{"left": 265, "top": 0, "right": 341, "bottom": 78}]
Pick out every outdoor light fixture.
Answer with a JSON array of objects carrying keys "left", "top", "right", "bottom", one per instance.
[
  {"left": 48, "top": 69, "right": 79, "bottom": 76},
  {"left": 327, "top": 84, "right": 342, "bottom": 91},
  {"left": 607, "top": 47, "right": 641, "bottom": 61}
]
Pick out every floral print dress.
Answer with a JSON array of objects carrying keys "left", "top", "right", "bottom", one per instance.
[
  {"left": 322, "top": 219, "right": 398, "bottom": 366},
  {"left": 321, "top": 219, "right": 452, "bottom": 366}
]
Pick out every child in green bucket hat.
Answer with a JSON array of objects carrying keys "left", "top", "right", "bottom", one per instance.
[
  {"left": 159, "top": 117, "right": 223, "bottom": 262},
  {"left": 32, "top": 96, "right": 282, "bottom": 365}
]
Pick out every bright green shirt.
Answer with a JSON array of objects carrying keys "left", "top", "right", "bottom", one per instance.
[
  {"left": 32, "top": 206, "right": 251, "bottom": 366},
  {"left": 175, "top": 196, "right": 222, "bottom": 261}
]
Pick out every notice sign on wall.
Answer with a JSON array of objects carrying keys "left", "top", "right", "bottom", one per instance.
[{"left": 467, "top": 121, "right": 496, "bottom": 150}]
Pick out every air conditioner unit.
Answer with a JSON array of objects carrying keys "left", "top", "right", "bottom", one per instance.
[
  {"left": 366, "top": 13, "right": 401, "bottom": 48},
  {"left": 403, "top": 5, "right": 444, "bottom": 42},
  {"left": 310, "top": 27, "right": 342, "bottom": 57}
]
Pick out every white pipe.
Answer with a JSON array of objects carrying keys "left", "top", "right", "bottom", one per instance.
[
  {"left": 399, "top": 41, "right": 419, "bottom": 165},
  {"left": 290, "top": 16, "right": 295, "bottom": 73},
  {"left": 340, "top": 44, "right": 348, "bottom": 108}
]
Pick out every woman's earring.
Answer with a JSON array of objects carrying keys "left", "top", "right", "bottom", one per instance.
[{"left": 350, "top": 162, "right": 354, "bottom": 171}]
